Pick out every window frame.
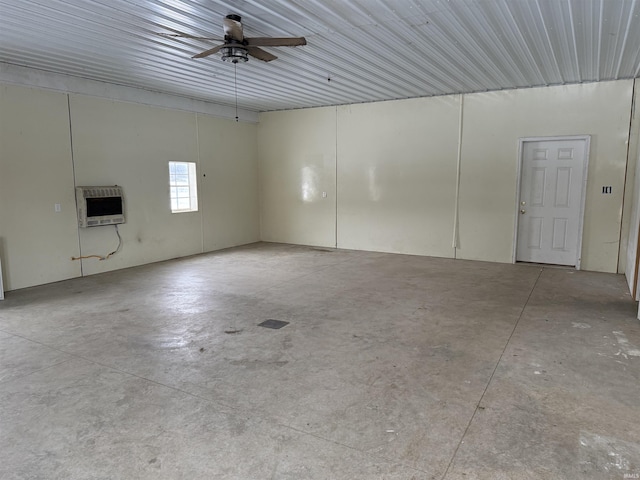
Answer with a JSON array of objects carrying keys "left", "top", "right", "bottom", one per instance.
[{"left": 168, "top": 161, "right": 198, "bottom": 213}]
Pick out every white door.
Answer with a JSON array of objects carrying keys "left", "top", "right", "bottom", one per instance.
[{"left": 516, "top": 137, "right": 589, "bottom": 266}]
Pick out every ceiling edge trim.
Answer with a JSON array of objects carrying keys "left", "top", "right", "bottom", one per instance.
[{"left": 0, "top": 62, "right": 258, "bottom": 123}]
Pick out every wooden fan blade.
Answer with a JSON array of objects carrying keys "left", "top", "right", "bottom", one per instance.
[
  {"left": 223, "top": 16, "right": 244, "bottom": 41},
  {"left": 157, "top": 32, "right": 222, "bottom": 41},
  {"left": 247, "top": 46, "right": 277, "bottom": 62},
  {"left": 245, "top": 37, "right": 307, "bottom": 47},
  {"left": 192, "top": 44, "right": 224, "bottom": 59}
]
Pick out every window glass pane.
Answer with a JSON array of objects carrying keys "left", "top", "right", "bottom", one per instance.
[
  {"left": 175, "top": 174, "right": 189, "bottom": 185},
  {"left": 169, "top": 161, "right": 198, "bottom": 213}
]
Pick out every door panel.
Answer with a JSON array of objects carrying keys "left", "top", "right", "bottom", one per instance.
[
  {"left": 527, "top": 217, "right": 543, "bottom": 248},
  {"left": 516, "top": 139, "right": 587, "bottom": 266},
  {"left": 555, "top": 167, "right": 571, "bottom": 207},
  {"left": 531, "top": 168, "right": 546, "bottom": 205},
  {"left": 552, "top": 218, "right": 568, "bottom": 250}
]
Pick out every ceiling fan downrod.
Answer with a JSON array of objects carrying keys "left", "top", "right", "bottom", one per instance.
[{"left": 234, "top": 62, "right": 239, "bottom": 122}]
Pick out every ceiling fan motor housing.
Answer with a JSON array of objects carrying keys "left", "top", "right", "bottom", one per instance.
[{"left": 222, "top": 46, "right": 248, "bottom": 63}]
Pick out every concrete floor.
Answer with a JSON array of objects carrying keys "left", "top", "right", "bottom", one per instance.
[{"left": 1, "top": 242, "right": 639, "bottom": 479}]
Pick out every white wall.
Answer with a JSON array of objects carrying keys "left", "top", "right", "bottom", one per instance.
[
  {"left": 258, "top": 80, "right": 634, "bottom": 273},
  {"left": 198, "top": 114, "right": 259, "bottom": 251},
  {"left": 71, "top": 96, "right": 203, "bottom": 276},
  {"left": 0, "top": 83, "right": 259, "bottom": 291},
  {"left": 337, "top": 97, "right": 460, "bottom": 257},
  {"left": 458, "top": 81, "right": 632, "bottom": 272},
  {"left": 258, "top": 107, "right": 337, "bottom": 247},
  {"left": 0, "top": 85, "right": 81, "bottom": 290},
  {"left": 3, "top": 78, "right": 635, "bottom": 291}
]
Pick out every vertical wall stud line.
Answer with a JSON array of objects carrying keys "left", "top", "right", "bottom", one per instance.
[
  {"left": 335, "top": 105, "right": 338, "bottom": 249},
  {"left": 67, "top": 94, "right": 83, "bottom": 277},
  {"left": 452, "top": 94, "right": 464, "bottom": 258},
  {"left": 195, "top": 113, "right": 205, "bottom": 254},
  {"left": 257, "top": 114, "right": 263, "bottom": 242}
]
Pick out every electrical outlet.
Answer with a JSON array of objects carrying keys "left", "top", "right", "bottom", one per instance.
[{"left": 322, "top": 192, "right": 327, "bottom": 198}]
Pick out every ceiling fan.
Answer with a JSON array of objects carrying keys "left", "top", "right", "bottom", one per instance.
[{"left": 159, "top": 14, "right": 307, "bottom": 63}]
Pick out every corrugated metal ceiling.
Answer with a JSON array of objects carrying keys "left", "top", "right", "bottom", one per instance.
[{"left": 1, "top": 0, "right": 639, "bottom": 112}]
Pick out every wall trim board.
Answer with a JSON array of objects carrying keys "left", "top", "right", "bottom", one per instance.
[
  {"left": 334, "top": 105, "right": 338, "bottom": 249},
  {"left": 0, "top": 62, "right": 258, "bottom": 123},
  {"left": 195, "top": 113, "right": 205, "bottom": 254},
  {"left": 66, "top": 94, "right": 84, "bottom": 277},
  {"left": 452, "top": 94, "right": 464, "bottom": 257}
]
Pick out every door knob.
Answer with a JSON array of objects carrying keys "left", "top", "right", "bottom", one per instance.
[{"left": 520, "top": 209, "right": 526, "bottom": 214}]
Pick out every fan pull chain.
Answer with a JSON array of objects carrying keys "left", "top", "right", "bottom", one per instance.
[{"left": 234, "top": 62, "right": 239, "bottom": 122}]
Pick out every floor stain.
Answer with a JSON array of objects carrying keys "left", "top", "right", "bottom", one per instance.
[
  {"left": 229, "top": 359, "right": 288, "bottom": 369},
  {"left": 579, "top": 432, "right": 640, "bottom": 473},
  {"left": 613, "top": 331, "right": 640, "bottom": 358}
]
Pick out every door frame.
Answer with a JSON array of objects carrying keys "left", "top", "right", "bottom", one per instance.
[{"left": 512, "top": 135, "right": 591, "bottom": 269}]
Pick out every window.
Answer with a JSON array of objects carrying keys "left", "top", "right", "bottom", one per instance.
[{"left": 169, "top": 161, "right": 198, "bottom": 213}]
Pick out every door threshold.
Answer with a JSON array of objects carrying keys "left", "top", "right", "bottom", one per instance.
[{"left": 516, "top": 261, "right": 575, "bottom": 270}]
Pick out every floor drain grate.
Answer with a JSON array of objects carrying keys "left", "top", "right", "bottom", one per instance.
[{"left": 258, "top": 319, "right": 289, "bottom": 329}]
